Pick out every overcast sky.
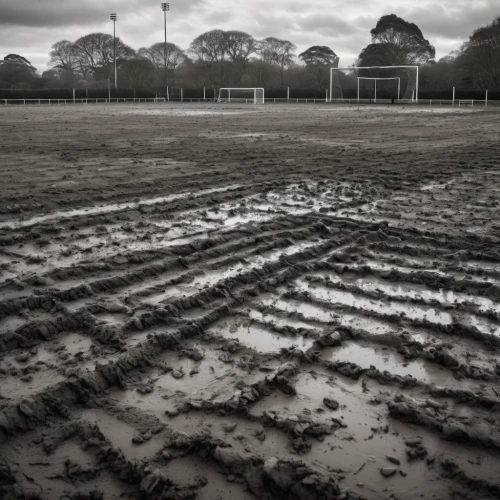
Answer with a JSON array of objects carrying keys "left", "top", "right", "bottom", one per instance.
[{"left": 0, "top": 0, "right": 498, "bottom": 72}]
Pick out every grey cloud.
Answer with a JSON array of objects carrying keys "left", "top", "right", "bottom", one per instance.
[
  {"left": 295, "top": 13, "right": 360, "bottom": 36},
  {"left": 0, "top": 0, "right": 204, "bottom": 27},
  {"left": 404, "top": 3, "right": 499, "bottom": 39}
]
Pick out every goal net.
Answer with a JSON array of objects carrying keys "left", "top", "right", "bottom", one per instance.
[
  {"left": 330, "top": 66, "right": 418, "bottom": 103},
  {"left": 218, "top": 88, "right": 265, "bottom": 104}
]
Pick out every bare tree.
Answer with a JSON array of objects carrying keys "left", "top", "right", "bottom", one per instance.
[
  {"left": 49, "top": 40, "right": 77, "bottom": 86},
  {"left": 259, "top": 37, "right": 296, "bottom": 85},
  {"left": 73, "top": 33, "right": 135, "bottom": 78},
  {"left": 189, "top": 30, "right": 231, "bottom": 86},
  {"left": 224, "top": 31, "right": 257, "bottom": 61},
  {"left": 138, "top": 42, "right": 186, "bottom": 84},
  {"left": 189, "top": 29, "right": 228, "bottom": 62}
]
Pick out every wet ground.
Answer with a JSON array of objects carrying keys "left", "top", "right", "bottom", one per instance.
[{"left": 1, "top": 102, "right": 500, "bottom": 500}]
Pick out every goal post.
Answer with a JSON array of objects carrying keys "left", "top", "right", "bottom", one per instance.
[
  {"left": 218, "top": 88, "right": 265, "bottom": 104},
  {"left": 330, "top": 66, "right": 419, "bottom": 103}
]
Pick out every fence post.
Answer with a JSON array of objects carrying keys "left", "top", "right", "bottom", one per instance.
[
  {"left": 287, "top": 87, "right": 289, "bottom": 103},
  {"left": 73, "top": 88, "right": 75, "bottom": 104},
  {"left": 181, "top": 88, "right": 183, "bottom": 102},
  {"left": 452, "top": 87, "right": 455, "bottom": 106},
  {"left": 203, "top": 87, "right": 206, "bottom": 100},
  {"left": 325, "top": 88, "right": 328, "bottom": 102},
  {"left": 485, "top": 90, "right": 488, "bottom": 108}
]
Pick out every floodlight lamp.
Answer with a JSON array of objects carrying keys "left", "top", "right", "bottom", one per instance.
[
  {"left": 161, "top": 3, "right": 170, "bottom": 11},
  {"left": 110, "top": 13, "right": 117, "bottom": 21}
]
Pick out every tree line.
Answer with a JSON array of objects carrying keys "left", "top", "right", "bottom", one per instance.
[{"left": 0, "top": 13, "right": 499, "bottom": 92}]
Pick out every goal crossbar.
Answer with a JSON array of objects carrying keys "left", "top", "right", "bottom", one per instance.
[{"left": 330, "top": 66, "right": 419, "bottom": 103}]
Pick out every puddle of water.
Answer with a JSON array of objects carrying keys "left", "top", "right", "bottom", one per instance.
[
  {"left": 421, "top": 179, "right": 455, "bottom": 191},
  {"left": 4, "top": 332, "right": 94, "bottom": 367},
  {"left": 354, "top": 258, "right": 447, "bottom": 276},
  {"left": 247, "top": 309, "right": 321, "bottom": 331},
  {"left": 236, "top": 300, "right": 498, "bottom": 368},
  {"left": 229, "top": 132, "right": 274, "bottom": 138},
  {"left": 162, "top": 455, "right": 256, "bottom": 500},
  {"left": 208, "top": 317, "right": 314, "bottom": 353},
  {"left": 300, "top": 282, "right": 500, "bottom": 336},
  {"left": 263, "top": 181, "right": 360, "bottom": 214},
  {"left": 155, "top": 353, "right": 237, "bottom": 396},
  {"left": 252, "top": 369, "right": 387, "bottom": 436},
  {"left": 252, "top": 367, "right": 493, "bottom": 497},
  {"left": 298, "top": 282, "right": 453, "bottom": 325},
  {"left": 0, "top": 370, "right": 66, "bottom": 399},
  {"left": 119, "top": 108, "right": 254, "bottom": 117},
  {"left": 264, "top": 297, "right": 395, "bottom": 335},
  {"left": 1, "top": 184, "right": 243, "bottom": 229},
  {"left": 311, "top": 273, "right": 500, "bottom": 315},
  {"left": 80, "top": 408, "right": 164, "bottom": 461},
  {"left": 1, "top": 438, "right": 132, "bottom": 498},
  {"left": 107, "top": 345, "right": 266, "bottom": 416},
  {"left": 139, "top": 240, "right": 320, "bottom": 306},
  {"left": 0, "top": 314, "right": 29, "bottom": 334},
  {"left": 320, "top": 342, "right": 457, "bottom": 385},
  {"left": 222, "top": 212, "right": 275, "bottom": 227}
]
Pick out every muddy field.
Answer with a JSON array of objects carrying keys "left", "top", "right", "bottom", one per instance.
[{"left": 1, "top": 102, "right": 500, "bottom": 500}]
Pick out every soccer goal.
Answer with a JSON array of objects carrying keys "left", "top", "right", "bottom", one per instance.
[
  {"left": 218, "top": 88, "right": 265, "bottom": 104},
  {"left": 330, "top": 66, "right": 419, "bottom": 103}
]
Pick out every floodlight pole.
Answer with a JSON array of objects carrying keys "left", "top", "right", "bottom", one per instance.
[
  {"left": 110, "top": 14, "right": 117, "bottom": 89},
  {"left": 161, "top": 3, "right": 170, "bottom": 100}
]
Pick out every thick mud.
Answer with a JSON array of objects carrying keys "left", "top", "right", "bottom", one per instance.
[{"left": 1, "top": 103, "right": 500, "bottom": 500}]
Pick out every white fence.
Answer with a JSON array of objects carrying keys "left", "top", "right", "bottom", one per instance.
[
  {"left": 1, "top": 97, "right": 499, "bottom": 107},
  {"left": 0, "top": 98, "right": 195, "bottom": 105}
]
